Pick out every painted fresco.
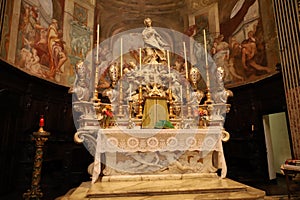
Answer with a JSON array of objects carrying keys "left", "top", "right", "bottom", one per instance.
[
  {"left": 0, "top": 0, "right": 279, "bottom": 88},
  {"left": 16, "top": 0, "right": 67, "bottom": 82},
  {"left": 3, "top": 0, "right": 93, "bottom": 87},
  {"left": 189, "top": 0, "right": 278, "bottom": 88},
  {"left": 0, "top": 0, "right": 13, "bottom": 60}
]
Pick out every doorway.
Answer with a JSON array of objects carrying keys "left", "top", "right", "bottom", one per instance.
[{"left": 262, "top": 112, "right": 292, "bottom": 180}]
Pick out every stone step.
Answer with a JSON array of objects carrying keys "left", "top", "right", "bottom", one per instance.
[{"left": 62, "top": 176, "right": 265, "bottom": 200}]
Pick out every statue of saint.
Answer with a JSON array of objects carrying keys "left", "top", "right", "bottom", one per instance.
[{"left": 142, "top": 18, "right": 169, "bottom": 64}]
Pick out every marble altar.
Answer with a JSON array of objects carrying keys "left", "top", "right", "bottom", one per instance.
[
  {"left": 65, "top": 17, "right": 266, "bottom": 199},
  {"left": 91, "top": 127, "right": 227, "bottom": 183}
]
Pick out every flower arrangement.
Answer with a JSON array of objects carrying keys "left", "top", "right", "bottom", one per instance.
[
  {"left": 198, "top": 107, "right": 208, "bottom": 128},
  {"left": 198, "top": 107, "right": 208, "bottom": 119},
  {"left": 100, "top": 104, "right": 114, "bottom": 128}
]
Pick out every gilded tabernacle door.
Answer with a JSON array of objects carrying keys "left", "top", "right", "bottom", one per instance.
[{"left": 142, "top": 97, "right": 169, "bottom": 129}]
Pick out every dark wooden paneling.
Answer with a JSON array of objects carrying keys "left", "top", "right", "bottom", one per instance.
[
  {"left": 0, "top": 59, "right": 93, "bottom": 199},
  {"left": 0, "top": 58, "right": 288, "bottom": 197},
  {"left": 224, "top": 72, "right": 287, "bottom": 184}
]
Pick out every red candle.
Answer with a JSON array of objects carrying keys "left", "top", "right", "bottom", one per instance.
[{"left": 39, "top": 116, "right": 44, "bottom": 127}]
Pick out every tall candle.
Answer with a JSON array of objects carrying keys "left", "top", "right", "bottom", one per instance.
[
  {"left": 96, "top": 24, "right": 100, "bottom": 63},
  {"left": 183, "top": 42, "right": 188, "bottom": 79},
  {"left": 167, "top": 50, "right": 170, "bottom": 76},
  {"left": 139, "top": 48, "right": 142, "bottom": 71},
  {"left": 120, "top": 37, "right": 123, "bottom": 76},
  {"left": 203, "top": 29, "right": 208, "bottom": 66}
]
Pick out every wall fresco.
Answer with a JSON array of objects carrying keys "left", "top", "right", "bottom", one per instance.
[
  {"left": 189, "top": 0, "right": 278, "bottom": 88},
  {"left": 0, "top": 0, "right": 279, "bottom": 88}
]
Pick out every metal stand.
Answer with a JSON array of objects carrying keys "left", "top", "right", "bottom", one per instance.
[{"left": 23, "top": 116, "right": 50, "bottom": 200}]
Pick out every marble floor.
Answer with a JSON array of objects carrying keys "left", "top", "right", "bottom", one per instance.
[
  {"left": 58, "top": 174, "right": 265, "bottom": 200},
  {"left": 2, "top": 174, "right": 299, "bottom": 199},
  {"left": 55, "top": 174, "right": 300, "bottom": 200}
]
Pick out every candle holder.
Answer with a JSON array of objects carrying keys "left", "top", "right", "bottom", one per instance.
[
  {"left": 186, "top": 85, "right": 193, "bottom": 118},
  {"left": 92, "top": 61, "right": 100, "bottom": 102},
  {"left": 117, "top": 81, "right": 124, "bottom": 118},
  {"left": 167, "top": 89, "right": 176, "bottom": 119},
  {"left": 92, "top": 24, "right": 100, "bottom": 102},
  {"left": 127, "top": 99, "right": 135, "bottom": 129},
  {"left": 203, "top": 29, "right": 213, "bottom": 105},
  {"left": 23, "top": 115, "right": 50, "bottom": 200},
  {"left": 204, "top": 64, "right": 213, "bottom": 105},
  {"left": 136, "top": 85, "right": 144, "bottom": 119}
]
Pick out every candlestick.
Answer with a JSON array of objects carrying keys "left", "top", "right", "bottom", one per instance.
[
  {"left": 139, "top": 48, "right": 142, "bottom": 71},
  {"left": 136, "top": 85, "right": 143, "bottom": 119},
  {"left": 183, "top": 42, "right": 188, "bottom": 79},
  {"left": 180, "top": 85, "right": 184, "bottom": 123},
  {"left": 167, "top": 50, "right": 170, "bottom": 76},
  {"left": 117, "top": 81, "right": 124, "bottom": 118},
  {"left": 203, "top": 29, "right": 212, "bottom": 104},
  {"left": 129, "top": 83, "right": 132, "bottom": 97},
  {"left": 96, "top": 24, "right": 99, "bottom": 63},
  {"left": 120, "top": 37, "right": 123, "bottom": 77},
  {"left": 93, "top": 25, "right": 100, "bottom": 101},
  {"left": 23, "top": 118, "right": 50, "bottom": 200},
  {"left": 203, "top": 29, "right": 208, "bottom": 66}
]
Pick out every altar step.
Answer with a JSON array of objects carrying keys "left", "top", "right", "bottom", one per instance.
[{"left": 60, "top": 176, "right": 265, "bottom": 200}]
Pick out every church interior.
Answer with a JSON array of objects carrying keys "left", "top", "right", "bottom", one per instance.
[{"left": 0, "top": 0, "right": 300, "bottom": 199}]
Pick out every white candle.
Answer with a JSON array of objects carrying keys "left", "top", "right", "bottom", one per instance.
[
  {"left": 120, "top": 37, "right": 123, "bottom": 76},
  {"left": 167, "top": 50, "right": 170, "bottom": 76},
  {"left": 96, "top": 24, "right": 99, "bottom": 63},
  {"left": 203, "top": 29, "right": 208, "bottom": 66},
  {"left": 139, "top": 48, "right": 142, "bottom": 71},
  {"left": 183, "top": 42, "right": 188, "bottom": 79}
]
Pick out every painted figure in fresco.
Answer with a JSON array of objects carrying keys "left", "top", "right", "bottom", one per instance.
[
  {"left": 211, "top": 34, "right": 244, "bottom": 83},
  {"left": 241, "top": 30, "right": 271, "bottom": 76},
  {"left": 21, "top": 4, "right": 40, "bottom": 44},
  {"left": 211, "top": 34, "right": 230, "bottom": 81},
  {"left": 142, "top": 18, "right": 169, "bottom": 64},
  {"left": 47, "top": 19, "right": 67, "bottom": 78},
  {"left": 227, "top": 37, "right": 244, "bottom": 81}
]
